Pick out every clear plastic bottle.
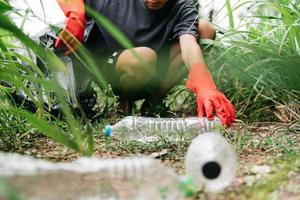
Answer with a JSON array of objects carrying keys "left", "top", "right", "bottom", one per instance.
[
  {"left": 185, "top": 132, "right": 237, "bottom": 192},
  {"left": 55, "top": 55, "right": 78, "bottom": 108},
  {"left": 0, "top": 152, "right": 196, "bottom": 200},
  {"left": 105, "top": 116, "right": 222, "bottom": 142}
]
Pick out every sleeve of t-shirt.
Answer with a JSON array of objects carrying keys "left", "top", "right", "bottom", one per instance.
[{"left": 172, "top": 1, "right": 199, "bottom": 39}]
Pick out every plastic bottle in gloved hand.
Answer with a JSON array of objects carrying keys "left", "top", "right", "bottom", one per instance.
[
  {"left": 105, "top": 116, "right": 222, "bottom": 142},
  {"left": 185, "top": 132, "right": 237, "bottom": 192}
]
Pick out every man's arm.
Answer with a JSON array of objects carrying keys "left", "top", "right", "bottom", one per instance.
[
  {"left": 179, "top": 34, "right": 235, "bottom": 127},
  {"left": 179, "top": 34, "right": 204, "bottom": 68},
  {"left": 55, "top": 0, "right": 86, "bottom": 55}
]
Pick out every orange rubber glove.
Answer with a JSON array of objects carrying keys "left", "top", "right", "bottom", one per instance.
[
  {"left": 186, "top": 63, "right": 235, "bottom": 127},
  {"left": 55, "top": 0, "right": 86, "bottom": 55}
]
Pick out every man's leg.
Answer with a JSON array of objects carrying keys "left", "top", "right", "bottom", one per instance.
[
  {"left": 115, "top": 47, "right": 157, "bottom": 98},
  {"left": 198, "top": 19, "right": 216, "bottom": 40},
  {"left": 112, "top": 46, "right": 157, "bottom": 114},
  {"left": 114, "top": 21, "right": 216, "bottom": 113},
  {"left": 155, "top": 43, "right": 186, "bottom": 99}
]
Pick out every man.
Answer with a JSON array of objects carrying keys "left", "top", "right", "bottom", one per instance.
[{"left": 55, "top": 0, "right": 235, "bottom": 127}]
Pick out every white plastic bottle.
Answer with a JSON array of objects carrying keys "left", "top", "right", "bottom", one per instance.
[
  {"left": 184, "top": 132, "right": 237, "bottom": 192},
  {"left": 0, "top": 152, "right": 196, "bottom": 200},
  {"left": 105, "top": 116, "right": 222, "bottom": 142}
]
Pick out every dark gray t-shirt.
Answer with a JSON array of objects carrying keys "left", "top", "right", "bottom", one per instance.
[{"left": 84, "top": 0, "right": 199, "bottom": 51}]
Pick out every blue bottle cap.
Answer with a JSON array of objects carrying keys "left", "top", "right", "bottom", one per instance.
[{"left": 105, "top": 125, "right": 111, "bottom": 137}]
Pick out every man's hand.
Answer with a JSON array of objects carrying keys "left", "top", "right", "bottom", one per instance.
[
  {"left": 55, "top": 14, "right": 85, "bottom": 54},
  {"left": 186, "top": 63, "right": 235, "bottom": 127},
  {"left": 193, "top": 87, "right": 235, "bottom": 127},
  {"left": 55, "top": 0, "right": 86, "bottom": 55}
]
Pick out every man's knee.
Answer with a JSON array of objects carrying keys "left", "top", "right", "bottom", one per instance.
[
  {"left": 116, "top": 47, "right": 157, "bottom": 79},
  {"left": 198, "top": 19, "right": 216, "bottom": 40}
]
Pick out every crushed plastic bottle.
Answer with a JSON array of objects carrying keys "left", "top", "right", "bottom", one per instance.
[
  {"left": 185, "top": 132, "right": 237, "bottom": 192},
  {"left": 0, "top": 152, "right": 196, "bottom": 200},
  {"left": 105, "top": 116, "right": 222, "bottom": 142}
]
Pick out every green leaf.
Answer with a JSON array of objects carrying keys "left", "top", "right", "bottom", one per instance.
[{"left": 0, "top": 106, "right": 79, "bottom": 151}]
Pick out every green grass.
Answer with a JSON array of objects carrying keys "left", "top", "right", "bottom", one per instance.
[
  {"left": 0, "top": 0, "right": 299, "bottom": 199},
  {"left": 202, "top": 0, "right": 300, "bottom": 122},
  {"left": 1, "top": 0, "right": 299, "bottom": 152},
  {"left": 237, "top": 155, "right": 300, "bottom": 200}
]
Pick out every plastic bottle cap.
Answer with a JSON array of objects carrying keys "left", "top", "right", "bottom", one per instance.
[
  {"left": 105, "top": 125, "right": 111, "bottom": 137},
  {"left": 179, "top": 176, "right": 196, "bottom": 198}
]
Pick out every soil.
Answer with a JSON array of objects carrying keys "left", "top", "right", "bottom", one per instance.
[{"left": 18, "top": 122, "right": 300, "bottom": 199}]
